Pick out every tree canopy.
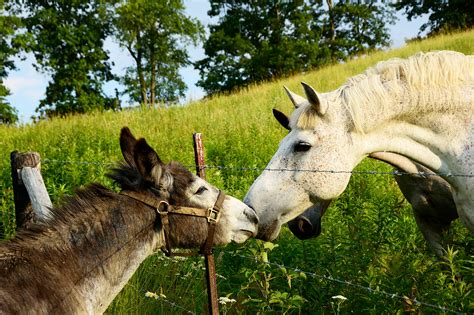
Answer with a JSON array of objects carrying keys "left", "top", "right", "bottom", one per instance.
[
  {"left": 0, "top": 1, "right": 21, "bottom": 124},
  {"left": 113, "top": 0, "right": 204, "bottom": 107},
  {"left": 394, "top": 0, "right": 474, "bottom": 35},
  {"left": 20, "top": 0, "right": 116, "bottom": 118},
  {"left": 196, "top": 0, "right": 395, "bottom": 95}
]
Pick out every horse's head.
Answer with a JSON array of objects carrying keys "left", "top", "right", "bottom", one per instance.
[
  {"left": 114, "top": 127, "right": 258, "bottom": 249},
  {"left": 245, "top": 83, "right": 361, "bottom": 241}
]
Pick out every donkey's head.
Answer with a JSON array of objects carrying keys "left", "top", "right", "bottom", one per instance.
[{"left": 112, "top": 127, "right": 258, "bottom": 250}]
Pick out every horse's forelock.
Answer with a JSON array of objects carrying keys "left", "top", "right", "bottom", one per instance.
[{"left": 291, "top": 104, "right": 319, "bottom": 130}]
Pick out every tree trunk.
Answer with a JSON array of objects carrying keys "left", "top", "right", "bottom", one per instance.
[
  {"left": 129, "top": 32, "right": 148, "bottom": 107},
  {"left": 326, "top": 0, "right": 335, "bottom": 41},
  {"left": 150, "top": 48, "right": 156, "bottom": 108}
]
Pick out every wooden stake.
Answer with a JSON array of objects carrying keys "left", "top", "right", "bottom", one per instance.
[
  {"left": 10, "top": 151, "right": 52, "bottom": 228},
  {"left": 193, "top": 133, "right": 219, "bottom": 315}
]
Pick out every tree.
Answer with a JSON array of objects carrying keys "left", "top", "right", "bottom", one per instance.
[
  {"left": 196, "top": 0, "right": 395, "bottom": 95},
  {"left": 196, "top": 0, "right": 329, "bottom": 95},
  {"left": 113, "top": 0, "right": 204, "bottom": 108},
  {"left": 0, "top": 1, "right": 21, "bottom": 124},
  {"left": 324, "top": 0, "right": 395, "bottom": 61},
  {"left": 0, "top": 99, "right": 19, "bottom": 124},
  {"left": 20, "top": 0, "right": 116, "bottom": 118},
  {"left": 394, "top": 0, "right": 474, "bottom": 35}
]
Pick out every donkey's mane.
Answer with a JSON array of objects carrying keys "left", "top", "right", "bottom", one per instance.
[
  {"left": 1, "top": 164, "right": 147, "bottom": 250},
  {"left": 0, "top": 184, "right": 119, "bottom": 250},
  {"left": 297, "top": 51, "right": 473, "bottom": 132}
]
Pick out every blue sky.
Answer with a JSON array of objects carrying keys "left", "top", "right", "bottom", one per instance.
[{"left": 5, "top": 1, "right": 427, "bottom": 123}]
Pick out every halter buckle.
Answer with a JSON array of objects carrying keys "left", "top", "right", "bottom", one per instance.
[
  {"left": 157, "top": 200, "right": 170, "bottom": 214},
  {"left": 207, "top": 207, "right": 220, "bottom": 223}
]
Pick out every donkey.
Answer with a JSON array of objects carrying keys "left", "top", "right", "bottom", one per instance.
[
  {"left": 244, "top": 51, "right": 473, "bottom": 242},
  {"left": 0, "top": 127, "right": 258, "bottom": 314}
]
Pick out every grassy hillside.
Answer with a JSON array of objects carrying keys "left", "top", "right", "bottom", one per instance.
[{"left": 1, "top": 30, "right": 473, "bottom": 313}]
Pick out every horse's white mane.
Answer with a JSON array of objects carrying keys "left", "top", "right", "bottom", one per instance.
[
  {"left": 340, "top": 50, "right": 473, "bottom": 132},
  {"left": 297, "top": 51, "right": 474, "bottom": 133}
]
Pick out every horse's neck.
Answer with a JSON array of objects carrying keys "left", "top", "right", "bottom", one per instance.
[
  {"left": 344, "top": 85, "right": 472, "bottom": 174},
  {"left": 55, "top": 196, "right": 162, "bottom": 314}
]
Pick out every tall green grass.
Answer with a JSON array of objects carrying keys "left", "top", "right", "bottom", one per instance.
[{"left": 1, "top": 30, "right": 473, "bottom": 313}]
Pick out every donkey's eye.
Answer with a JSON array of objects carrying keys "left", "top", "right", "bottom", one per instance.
[
  {"left": 294, "top": 141, "right": 312, "bottom": 152},
  {"left": 195, "top": 186, "right": 208, "bottom": 195}
]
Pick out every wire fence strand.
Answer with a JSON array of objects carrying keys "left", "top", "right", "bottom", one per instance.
[
  {"left": 222, "top": 251, "right": 465, "bottom": 315},
  {"left": 20, "top": 158, "right": 470, "bottom": 314},
  {"left": 42, "top": 158, "right": 474, "bottom": 178}
]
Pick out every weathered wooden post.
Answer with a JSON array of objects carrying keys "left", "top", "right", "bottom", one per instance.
[
  {"left": 193, "top": 133, "right": 219, "bottom": 315},
  {"left": 10, "top": 151, "right": 53, "bottom": 228}
]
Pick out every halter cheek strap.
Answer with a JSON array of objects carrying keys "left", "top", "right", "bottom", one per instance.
[{"left": 121, "top": 189, "right": 226, "bottom": 257}]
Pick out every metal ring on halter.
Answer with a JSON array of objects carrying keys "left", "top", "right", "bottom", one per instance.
[{"left": 157, "top": 200, "right": 169, "bottom": 214}]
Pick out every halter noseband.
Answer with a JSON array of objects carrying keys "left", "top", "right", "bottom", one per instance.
[{"left": 121, "top": 189, "right": 226, "bottom": 256}]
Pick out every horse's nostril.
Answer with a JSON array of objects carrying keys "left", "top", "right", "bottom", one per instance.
[{"left": 298, "top": 218, "right": 313, "bottom": 234}]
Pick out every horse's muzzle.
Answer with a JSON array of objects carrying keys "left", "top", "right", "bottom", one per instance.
[{"left": 287, "top": 201, "right": 330, "bottom": 240}]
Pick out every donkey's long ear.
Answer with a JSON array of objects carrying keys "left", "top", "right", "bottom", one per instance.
[
  {"left": 301, "top": 82, "right": 327, "bottom": 116},
  {"left": 133, "top": 138, "right": 164, "bottom": 183},
  {"left": 272, "top": 108, "right": 290, "bottom": 130},
  {"left": 120, "top": 127, "right": 138, "bottom": 168},
  {"left": 284, "top": 86, "right": 307, "bottom": 108}
]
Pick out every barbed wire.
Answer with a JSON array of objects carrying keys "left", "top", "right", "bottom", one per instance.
[
  {"left": 42, "top": 158, "right": 474, "bottom": 178},
  {"left": 222, "top": 251, "right": 465, "bottom": 315},
  {"left": 144, "top": 291, "right": 196, "bottom": 315},
  {"left": 6, "top": 156, "right": 471, "bottom": 313}
]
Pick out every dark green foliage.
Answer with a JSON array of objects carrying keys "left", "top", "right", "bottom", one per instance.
[
  {"left": 0, "top": 101, "right": 18, "bottom": 125},
  {"left": 196, "top": 0, "right": 328, "bottom": 95},
  {"left": 196, "top": 0, "right": 395, "bottom": 95},
  {"left": 394, "top": 0, "right": 474, "bottom": 35},
  {"left": 1, "top": 31, "right": 472, "bottom": 313},
  {"left": 326, "top": 0, "right": 395, "bottom": 61},
  {"left": 19, "top": 0, "right": 116, "bottom": 118},
  {"left": 113, "top": 0, "right": 204, "bottom": 107},
  {"left": 0, "top": 1, "right": 21, "bottom": 124}
]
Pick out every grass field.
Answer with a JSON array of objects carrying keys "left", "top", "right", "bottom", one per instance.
[{"left": 1, "top": 30, "right": 473, "bottom": 313}]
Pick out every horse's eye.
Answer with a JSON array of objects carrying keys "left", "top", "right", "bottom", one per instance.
[
  {"left": 294, "top": 141, "right": 312, "bottom": 152},
  {"left": 195, "top": 186, "right": 207, "bottom": 195}
]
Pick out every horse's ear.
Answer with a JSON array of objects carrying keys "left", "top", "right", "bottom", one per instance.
[
  {"left": 120, "top": 127, "right": 138, "bottom": 168},
  {"left": 301, "top": 82, "right": 327, "bottom": 116},
  {"left": 272, "top": 108, "right": 290, "bottom": 130},
  {"left": 133, "top": 138, "right": 164, "bottom": 183},
  {"left": 284, "top": 86, "right": 307, "bottom": 108}
]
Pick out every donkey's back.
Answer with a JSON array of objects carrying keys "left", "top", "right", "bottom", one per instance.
[{"left": 0, "top": 230, "right": 87, "bottom": 314}]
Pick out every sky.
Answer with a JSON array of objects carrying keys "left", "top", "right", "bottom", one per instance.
[{"left": 5, "top": 1, "right": 428, "bottom": 123}]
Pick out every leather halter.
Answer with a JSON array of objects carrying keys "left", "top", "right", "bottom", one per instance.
[{"left": 121, "top": 189, "right": 226, "bottom": 256}]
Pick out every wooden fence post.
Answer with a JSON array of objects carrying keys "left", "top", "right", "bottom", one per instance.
[
  {"left": 193, "top": 133, "right": 219, "bottom": 315},
  {"left": 10, "top": 151, "right": 53, "bottom": 228}
]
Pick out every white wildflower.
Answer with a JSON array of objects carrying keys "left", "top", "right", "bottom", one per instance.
[
  {"left": 218, "top": 296, "right": 237, "bottom": 305},
  {"left": 331, "top": 295, "right": 348, "bottom": 301},
  {"left": 145, "top": 291, "right": 159, "bottom": 299}
]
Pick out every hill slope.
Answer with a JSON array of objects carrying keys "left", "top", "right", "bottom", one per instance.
[{"left": 1, "top": 30, "right": 473, "bottom": 314}]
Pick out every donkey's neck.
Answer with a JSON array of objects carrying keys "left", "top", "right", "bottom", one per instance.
[
  {"left": 25, "top": 186, "right": 163, "bottom": 314},
  {"left": 62, "top": 191, "right": 162, "bottom": 314},
  {"left": 71, "top": 201, "right": 159, "bottom": 314}
]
